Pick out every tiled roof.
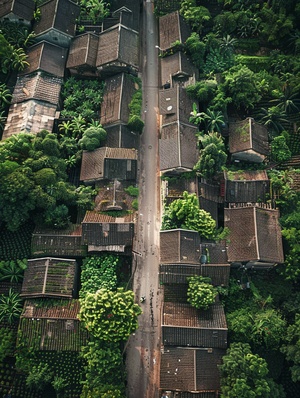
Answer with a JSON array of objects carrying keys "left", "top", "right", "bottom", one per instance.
[
  {"left": 159, "top": 11, "right": 191, "bottom": 51},
  {"left": 21, "top": 257, "right": 76, "bottom": 298},
  {"left": 2, "top": 100, "right": 57, "bottom": 138},
  {"left": 224, "top": 205, "right": 284, "bottom": 264},
  {"left": 66, "top": 33, "right": 99, "bottom": 72},
  {"left": 160, "top": 51, "right": 198, "bottom": 86},
  {"left": 22, "top": 299, "right": 80, "bottom": 320},
  {"left": 0, "top": 0, "right": 35, "bottom": 20},
  {"left": 82, "top": 210, "right": 135, "bottom": 223},
  {"left": 11, "top": 73, "right": 62, "bottom": 105},
  {"left": 160, "top": 86, "right": 195, "bottom": 125},
  {"left": 160, "top": 346, "right": 224, "bottom": 392},
  {"left": 104, "top": 123, "right": 138, "bottom": 148},
  {"left": 160, "top": 122, "right": 198, "bottom": 171},
  {"left": 20, "top": 41, "right": 68, "bottom": 77}
]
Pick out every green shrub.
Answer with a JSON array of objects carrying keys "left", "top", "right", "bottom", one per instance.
[
  {"left": 187, "top": 276, "right": 218, "bottom": 310},
  {"left": 124, "top": 185, "right": 139, "bottom": 197}
]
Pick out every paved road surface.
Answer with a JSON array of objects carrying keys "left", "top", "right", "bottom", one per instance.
[{"left": 125, "top": 1, "right": 162, "bottom": 397}]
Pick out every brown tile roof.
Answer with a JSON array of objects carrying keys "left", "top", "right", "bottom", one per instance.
[
  {"left": 160, "top": 86, "right": 195, "bottom": 125},
  {"left": 21, "top": 257, "right": 76, "bottom": 298},
  {"left": 100, "top": 73, "right": 136, "bottom": 126},
  {"left": 160, "top": 229, "right": 201, "bottom": 265},
  {"left": 202, "top": 240, "right": 228, "bottom": 265},
  {"left": 287, "top": 170, "right": 300, "bottom": 191},
  {"left": 11, "top": 73, "right": 62, "bottom": 105},
  {"left": 159, "top": 11, "right": 191, "bottom": 51},
  {"left": 31, "top": 224, "right": 86, "bottom": 258},
  {"left": 0, "top": 0, "right": 35, "bottom": 21},
  {"left": 104, "top": 123, "right": 138, "bottom": 148},
  {"left": 2, "top": 100, "right": 57, "bottom": 138},
  {"left": 80, "top": 147, "right": 138, "bottom": 182},
  {"left": 160, "top": 346, "right": 224, "bottom": 392},
  {"left": 160, "top": 122, "right": 198, "bottom": 172},
  {"left": 229, "top": 118, "right": 269, "bottom": 161},
  {"left": 22, "top": 299, "right": 80, "bottom": 319},
  {"left": 66, "top": 33, "right": 99, "bottom": 75},
  {"left": 160, "top": 51, "right": 198, "bottom": 86},
  {"left": 83, "top": 210, "right": 135, "bottom": 223},
  {"left": 96, "top": 25, "right": 139, "bottom": 75},
  {"left": 33, "top": 0, "right": 79, "bottom": 37},
  {"left": 20, "top": 41, "right": 68, "bottom": 77},
  {"left": 224, "top": 205, "right": 284, "bottom": 264}
]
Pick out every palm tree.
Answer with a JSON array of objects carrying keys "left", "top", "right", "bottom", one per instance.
[
  {"left": 271, "top": 85, "right": 300, "bottom": 114},
  {"left": 0, "top": 289, "right": 22, "bottom": 324},
  {"left": 58, "top": 120, "right": 73, "bottom": 137},
  {"left": 257, "top": 106, "right": 289, "bottom": 135},
  {"left": 220, "top": 35, "right": 237, "bottom": 55},
  {"left": 0, "top": 83, "right": 12, "bottom": 108},
  {"left": 70, "top": 115, "right": 86, "bottom": 140},
  {"left": 202, "top": 109, "right": 225, "bottom": 133}
]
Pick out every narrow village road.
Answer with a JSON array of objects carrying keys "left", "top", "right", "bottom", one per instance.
[{"left": 125, "top": 0, "right": 162, "bottom": 397}]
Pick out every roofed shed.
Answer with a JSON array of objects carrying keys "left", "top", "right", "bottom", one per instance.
[
  {"left": 100, "top": 73, "right": 137, "bottom": 126},
  {"left": 20, "top": 41, "right": 68, "bottom": 77},
  {"left": 229, "top": 118, "right": 269, "bottom": 163},
  {"left": 160, "top": 86, "right": 195, "bottom": 126},
  {"left": 0, "top": 0, "right": 35, "bottom": 25},
  {"left": 104, "top": 124, "right": 138, "bottom": 149},
  {"left": 160, "top": 121, "right": 198, "bottom": 173},
  {"left": 11, "top": 73, "right": 62, "bottom": 105},
  {"left": 21, "top": 257, "right": 76, "bottom": 298},
  {"left": 159, "top": 11, "right": 190, "bottom": 51},
  {"left": 31, "top": 224, "right": 86, "bottom": 258},
  {"left": 33, "top": 0, "right": 80, "bottom": 47},
  {"left": 162, "top": 302, "right": 227, "bottom": 348},
  {"left": 160, "top": 51, "right": 198, "bottom": 88},
  {"left": 66, "top": 33, "right": 99, "bottom": 77},
  {"left": 223, "top": 169, "right": 270, "bottom": 203},
  {"left": 2, "top": 100, "right": 57, "bottom": 139},
  {"left": 19, "top": 299, "right": 88, "bottom": 351},
  {"left": 160, "top": 229, "right": 201, "bottom": 265},
  {"left": 96, "top": 25, "right": 139, "bottom": 76},
  {"left": 82, "top": 211, "right": 135, "bottom": 253},
  {"left": 80, "top": 147, "right": 138, "bottom": 183},
  {"left": 160, "top": 346, "right": 224, "bottom": 395},
  {"left": 224, "top": 204, "right": 284, "bottom": 267}
]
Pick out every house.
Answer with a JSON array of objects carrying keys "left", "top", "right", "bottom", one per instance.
[
  {"left": 162, "top": 301, "right": 227, "bottom": 348},
  {"left": 81, "top": 211, "right": 135, "bottom": 253},
  {"left": 100, "top": 73, "right": 137, "bottom": 126},
  {"left": 224, "top": 204, "right": 284, "bottom": 267},
  {"left": 160, "top": 86, "right": 195, "bottom": 126},
  {"left": 20, "top": 257, "right": 77, "bottom": 298},
  {"left": 96, "top": 24, "right": 139, "bottom": 76},
  {"left": 160, "top": 346, "right": 223, "bottom": 397},
  {"left": 104, "top": 124, "right": 138, "bottom": 149},
  {"left": 80, "top": 147, "right": 138, "bottom": 183},
  {"left": 160, "top": 51, "right": 198, "bottom": 88},
  {"left": 2, "top": 72, "right": 62, "bottom": 139},
  {"left": 223, "top": 169, "right": 270, "bottom": 203},
  {"left": 33, "top": 0, "right": 80, "bottom": 48},
  {"left": 229, "top": 118, "right": 269, "bottom": 163},
  {"left": 159, "top": 11, "right": 190, "bottom": 51},
  {"left": 0, "top": 0, "right": 35, "bottom": 26},
  {"left": 109, "top": 0, "right": 140, "bottom": 32},
  {"left": 160, "top": 229, "right": 201, "bottom": 265},
  {"left": 20, "top": 41, "right": 68, "bottom": 78},
  {"left": 2, "top": 101, "right": 58, "bottom": 139},
  {"left": 19, "top": 299, "right": 88, "bottom": 351},
  {"left": 66, "top": 32, "right": 99, "bottom": 77},
  {"left": 31, "top": 224, "right": 86, "bottom": 258},
  {"left": 159, "top": 121, "right": 198, "bottom": 173}
]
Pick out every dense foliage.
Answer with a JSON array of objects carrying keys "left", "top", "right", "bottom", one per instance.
[{"left": 187, "top": 276, "right": 218, "bottom": 310}]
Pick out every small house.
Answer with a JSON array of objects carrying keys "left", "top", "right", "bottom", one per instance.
[
  {"left": 20, "top": 41, "right": 68, "bottom": 78},
  {"left": 100, "top": 73, "right": 137, "bottom": 127},
  {"left": 33, "top": 0, "right": 80, "bottom": 47},
  {"left": 0, "top": 0, "right": 35, "bottom": 25},
  {"left": 19, "top": 299, "right": 88, "bottom": 351},
  {"left": 229, "top": 118, "right": 269, "bottom": 163},
  {"left": 104, "top": 124, "right": 138, "bottom": 149},
  {"left": 66, "top": 33, "right": 99, "bottom": 77},
  {"left": 162, "top": 301, "right": 227, "bottom": 348},
  {"left": 80, "top": 147, "right": 138, "bottom": 183},
  {"left": 2, "top": 101, "right": 58, "bottom": 139},
  {"left": 224, "top": 204, "right": 284, "bottom": 267},
  {"left": 160, "top": 121, "right": 198, "bottom": 173},
  {"left": 160, "top": 86, "right": 195, "bottom": 126},
  {"left": 21, "top": 257, "right": 76, "bottom": 298},
  {"left": 31, "top": 224, "right": 86, "bottom": 258},
  {"left": 159, "top": 11, "right": 190, "bottom": 51},
  {"left": 223, "top": 169, "right": 270, "bottom": 203},
  {"left": 160, "top": 346, "right": 224, "bottom": 396},
  {"left": 96, "top": 25, "right": 139, "bottom": 77},
  {"left": 81, "top": 211, "right": 135, "bottom": 253},
  {"left": 160, "top": 51, "right": 198, "bottom": 88}
]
